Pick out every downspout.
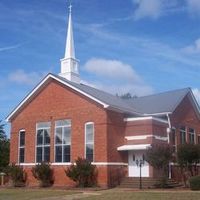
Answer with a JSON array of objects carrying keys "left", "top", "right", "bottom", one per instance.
[
  {"left": 166, "top": 114, "right": 171, "bottom": 144},
  {"left": 166, "top": 113, "right": 172, "bottom": 179}
]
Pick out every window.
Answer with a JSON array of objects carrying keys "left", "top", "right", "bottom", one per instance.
[
  {"left": 189, "top": 128, "right": 195, "bottom": 144},
  {"left": 19, "top": 130, "right": 25, "bottom": 163},
  {"left": 198, "top": 135, "right": 200, "bottom": 144},
  {"left": 180, "top": 126, "right": 186, "bottom": 144},
  {"left": 55, "top": 120, "right": 71, "bottom": 162},
  {"left": 36, "top": 122, "right": 51, "bottom": 163},
  {"left": 85, "top": 122, "right": 94, "bottom": 162},
  {"left": 171, "top": 128, "right": 176, "bottom": 152}
]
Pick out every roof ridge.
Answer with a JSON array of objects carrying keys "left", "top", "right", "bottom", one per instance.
[{"left": 133, "top": 87, "right": 191, "bottom": 100}]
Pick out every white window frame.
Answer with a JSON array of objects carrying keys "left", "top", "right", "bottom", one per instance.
[
  {"left": 18, "top": 129, "right": 25, "bottom": 163},
  {"left": 85, "top": 122, "right": 94, "bottom": 162},
  {"left": 35, "top": 122, "right": 51, "bottom": 163},
  {"left": 189, "top": 128, "right": 195, "bottom": 144},
  {"left": 54, "top": 119, "right": 71, "bottom": 163},
  {"left": 180, "top": 126, "right": 186, "bottom": 144}
]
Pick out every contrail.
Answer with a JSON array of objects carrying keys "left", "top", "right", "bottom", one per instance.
[{"left": 0, "top": 43, "right": 24, "bottom": 52}]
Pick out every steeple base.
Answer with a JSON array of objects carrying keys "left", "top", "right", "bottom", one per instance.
[{"left": 59, "top": 71, "right": 80, "bottom": 84}]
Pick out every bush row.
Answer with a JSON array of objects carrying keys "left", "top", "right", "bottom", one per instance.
[{"left": 7, "top": 157, "right": 97, "bottom": 188}]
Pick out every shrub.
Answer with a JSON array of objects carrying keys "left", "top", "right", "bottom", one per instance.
[
  {"left": 65, "top": 157, "right": 97, "bottom": 187},
  {"left": 189, "top": 176, "right": 200, "bottom": 190},
  {"left": 146, "top": 145, "right": 173, "bottom": 176},
  {"left": 9, "top": 163, "right": 26, "bottom": 187},
  {"left": 32, "top": 162, "right": 54, "bottom": 187}
]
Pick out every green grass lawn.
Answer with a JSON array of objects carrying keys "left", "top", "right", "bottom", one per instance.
[
  {"left": 0, "top": 188, "right": 200, "bottom": 200},
  {"left": 81, "top": 189, "right": 200, "bottom": 200},
  {"left": 0, "top": 188, "right": 79, "bottom": 200}
]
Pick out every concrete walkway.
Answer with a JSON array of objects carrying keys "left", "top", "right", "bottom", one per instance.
[{"left": 37, "top": 191, "right": 102, "bottom": 200}]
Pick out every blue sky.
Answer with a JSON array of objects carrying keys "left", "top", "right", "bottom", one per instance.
[{"left": 1, "top": 0, "right": 200, "bottom": 134}]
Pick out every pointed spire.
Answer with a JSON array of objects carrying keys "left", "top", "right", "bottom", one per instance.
[
  {"left": 65, "top": 3, "right": 75, "bottom": 59},
  {"left": 60, "top": 1, "right": 80, "bottom": 84}
]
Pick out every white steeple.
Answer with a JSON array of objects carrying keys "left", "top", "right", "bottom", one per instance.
[{"left": 60, "top": 3, "right": 80, "bottom": 83}]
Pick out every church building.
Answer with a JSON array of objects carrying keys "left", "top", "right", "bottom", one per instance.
[{"left": 7, "top": 5, "right": 200, "bottom": 187}]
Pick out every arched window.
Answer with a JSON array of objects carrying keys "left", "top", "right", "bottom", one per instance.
[
  {"left": 85, "top": 122, "right": 94, "bottom": 162},
  {"left": 36, "top": 122, "right": 51, "bottom": 163},
  {"left": 19, "top": 130, "right": 25, "bottom": 163}
]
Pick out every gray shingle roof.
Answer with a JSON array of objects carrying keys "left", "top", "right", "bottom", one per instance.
[
  {"left": 55, "top": 74, "right": 193, "bottom": 115},
  {"left": 7, "top": 73, "right": 198, "bottom": 121},
  {"left": 54, "top": 74, "right": 141, "bottom": 115},
  {"left": 126, "top": 88, "right": 191, "bottom": 114}
]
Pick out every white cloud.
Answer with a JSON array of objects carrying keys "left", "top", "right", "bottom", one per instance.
[
  {"left": 192, "top": 88, "right": 200, "bottom": 105},
  {"left": 133, "top": 0, "right": 163, "bottom": 20},
  {"left": 182, "top": 38, "right": 200, "bottom": 54},
  {"left": 8, "top": 69, "right": 46, "bottom": 85},
  {"left": 186, "top": 0, "right": 200, "bottom": 13},
  {"left": 83, "top": 58, "right": 154, "bottom": 96},
  {"left": 84, "top": 58, "right": 141, "bottom": 82}
]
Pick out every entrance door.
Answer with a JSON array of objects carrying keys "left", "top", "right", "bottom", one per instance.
[{"left": 128, "top": 151, "right": 149, "bottom": 177}]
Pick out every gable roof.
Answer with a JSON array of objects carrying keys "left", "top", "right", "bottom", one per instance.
[
  {"left": 6, "top": 73, "right": 141, "bottom": 122},
  {"left": 6, "top": 73, "right": 200, "bottom": 122},
  {"left": 126, "top": 88, "right": 198, "bottom": 115}
]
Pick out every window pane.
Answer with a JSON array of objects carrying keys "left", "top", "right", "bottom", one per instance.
[
  {"left": 37, "top": 122, "right": 51, "bottom": 129},
  {"left": 20, "top": 131, "right": 25, "bottom": 147},
  {"left": 63, "top": 127, "right": 71, "bottom": 144},
  {"left": 37, "top": 130, "right": 43, "bottom": 145},
  {"left": 86, "top": 144, "right": 93, "bottom": 162},
  {"left": 55, "top": 127, "right": 62, "bottom": 144},
  {"left": 44, "top": 129, "right": 50, "bottom": 145},
  {"left": 180, "top": 131, "right": 186, "bottom": 144},
  {"left": 189, "top": 134, "right": 195, "bottom": 144},
  {"left": 86, "top": 124, "right": 94, "bottom": 143},
  {"left": 171, "top": 129, "right": 175, "bottom": 145},
  {"left": 44, "top": 147, "right": 50, "bottom": 162},
  {"left": 63, "top": 145, "right": 70, "bottom": 162},
  {"left": 36, "top": 147, "right": 42, "bottom": 163},
  {"left": 55, "top": 120, "right": 71, "bottom": 127},
  {"left": 19, "top": 148, "right": 25, "bottom": 163},
  {"left": 180, "top": 126, "right": 185, "bottom": 131},
  {"left": 55, "top": 146, "right": 62, "bottom": 162}
]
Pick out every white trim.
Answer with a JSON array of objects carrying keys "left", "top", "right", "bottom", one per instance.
[
  {"left": 124, "top": 116, "right": 168, "bottom": 124},
  {"left": 144, "top": 112, "right": 171, "bottom": 116},
  {"left": 190, "top": 89, "right": 200, "bottom": 116},
  {"left": 92, "top": 162, "right": 128, "bottom": 166},
  {"left": 19, "top": 163, "right": 36, "bottom": 166},
  {"left": 125, "top": 135, "right": 168, "bottom": 141},
  {"left": 6, "top": 74, "right": 109, "bottom": 122},
  {"left": 51, "top": 162, "right": 72, "bottom": 166},
  {"left": 18, "top": 130, "right": 25, "bottom": 164},
  {"left": 85, "top": 122, "right": 94, "bottom": 162},
  {"left": 117, "top": 144, "right": 151, "bottom": 151},
  {"left": 18, "top": 162, "right": 128, "bottom": 166}
]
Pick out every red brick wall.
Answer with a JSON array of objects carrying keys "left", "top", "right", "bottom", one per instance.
[
  {"left": 171, "top": 94, "right": 200, "bottom": 145},
  {"left": 107, "top": 110, "right": 126, "bottom": 163},
  {"left": 10, "top": 80, "right": 111, "bottom": 186},
  {"left": 125, "top": 120, "right": 153, "bottom": 136}
]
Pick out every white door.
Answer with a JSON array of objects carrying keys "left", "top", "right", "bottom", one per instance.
[{"left": 128, "top": 151, "right": 149, "bottom": 177}]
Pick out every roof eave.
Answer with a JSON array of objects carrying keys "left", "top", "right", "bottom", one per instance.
[{"left": 6, "top": 74, "right": 110, "bottom": 122}]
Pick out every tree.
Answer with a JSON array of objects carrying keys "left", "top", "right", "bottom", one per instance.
[
  {"left": 0, "top": 120, "right": 10, "bottom": 172},
  {"left": 146, "top": 145, "right": 173, "bottom": 177},
  {"left": 177, "top": 144, "right": 200, "bottom": 177},
  {"left": 116, "top": 92, "right": 137, "bottom": 99},
  {"left": 0, "top": 120, "right": 6, "bottom": 140}
]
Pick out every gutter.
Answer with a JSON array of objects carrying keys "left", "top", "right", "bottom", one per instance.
[{"left": 166, "top": 113, "right": 171, "bottom": 144}]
